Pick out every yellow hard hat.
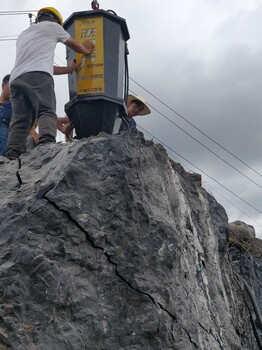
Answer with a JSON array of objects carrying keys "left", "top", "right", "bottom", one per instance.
[{"left": 37, "top": 7, "right": 63, "bottom": 26}]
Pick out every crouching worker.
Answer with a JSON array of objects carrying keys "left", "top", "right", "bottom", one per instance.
[
  {"left": 6, "top": 6, "right": 94, "bottom": 160},
  {"left": 27, "top": 116, "right": 73, "bottom": 150},
  {"left": 120, "top": 95, "right": 151, "bottom": 131}
]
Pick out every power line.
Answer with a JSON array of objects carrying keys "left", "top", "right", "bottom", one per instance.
[
  {"left": 142, "top": 121, "right": 262, "bottom": 228},
  {"left": 137, "top": 124, "right": 262, "bottom": 215},
  {"left": 141, "top": 127, "right": 185, "bottom": 167},
  {"left": 54, "top": 55, "right": 67, "bottom": 66},
  {"left": 0, "top": 10, "right": 37, "bottom": 15},
  {"left": 130, "top": 77, "right": 262, "bottom": 178},
  {"left": 130, "top": 88, "right": 262, "bottom": 190},
  {"left": 204, "top": 183, "right": 262, "bottom": 229},
  {"left": 0, "top": 35, "right": 18, "bottom": 38},
  {"left": 0, "top": 10, "right": 37, "bottom": 13},
  {"left": 0, "top": 39, "right": 17, "bottom": 42}
]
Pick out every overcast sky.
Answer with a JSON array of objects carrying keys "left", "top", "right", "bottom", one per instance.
[{"left": 1, "top": 0, "right": 262, "bottom": 237}]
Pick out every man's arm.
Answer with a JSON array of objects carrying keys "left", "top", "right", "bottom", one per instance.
[
  {"left": 53, "top": 60, "right": 81, "bottom": 75},
  {"left": 65, "top": 37, "right": 94, "bottom": 55}
]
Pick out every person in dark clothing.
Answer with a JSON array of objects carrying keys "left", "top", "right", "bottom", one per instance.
[{"left": 0, "top": 74, "right": 11, "bottom": 156}]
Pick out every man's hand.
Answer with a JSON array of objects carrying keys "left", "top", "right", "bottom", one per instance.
[
  {"left": 61, "top": 123, "right": 73, "bottom": 136},
  {"left": 65, "top": 37, "right": 95, "bottom": 55},
  {"left": 82, "top": 40, "right": 94, "bottom": 55},
  {"left": 57, "top": 117, "right": 73, "bottom": 138},
  {"left": 69, "top": 59, "right": 81, "bottom": 73},
  {"left": 53, "top": 60, "right": 81, "bottom": 75}
]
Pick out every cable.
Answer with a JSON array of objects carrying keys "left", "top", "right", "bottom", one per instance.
[
  {"left": 54, "top": 55, "right": 67, "bottom": 66},
  {"left": 0, "top": 35, "right": 18, "bottom": 38},
  {"left": 131, "top": 88, "right": 262, "bottom": 190},
  {"left": 144, "top": 123, "right": 262, "bottom": 229},
  {"left": 0, "top": 13, "right": 35, "bottom": 17},
  {"left": 0, "top": 10, "right": 37, "bottom": 15},
  {"left": 0, "top": 10, "right": 37, "bottom": 13},
  {"left": 204, "top": 183, "right": 262, "bottom": 229},
  {"left": 130, "top": 77, "right": 262, "bottom": 178},
  {"left": 0, "top": 35, "right": 18, "bottom": 42},
  {"left": 141, "top": 127, "right": 186, "bottom": 167},
  {"left": 234, "top": 272, "right": 262, "bottom": 350},
  {"left": 137, "top": 124, "right": 262, "bottom": 215},
  {"left": 0, "top": 39, "right": 17, "bottom": 41},
  {"left": 239, "top": 275, "right": 262, "bottom": 329},
  {"left": 124, "top": 43, "right": 129, "bottom": 105},
  {"left": 107, "top": 10, "right": 118, "bottom": 16}
]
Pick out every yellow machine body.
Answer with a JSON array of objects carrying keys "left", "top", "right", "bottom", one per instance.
[{"left": 64, "top": 10, "right": 130, "bottom": 138}]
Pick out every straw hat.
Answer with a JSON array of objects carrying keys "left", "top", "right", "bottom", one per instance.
[{"left": 127, "top": 95, "right": 151, "bottom": 116}]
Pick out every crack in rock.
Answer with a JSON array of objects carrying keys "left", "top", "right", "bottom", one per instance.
[
  {"left": 181, "top": 326, "right": 199, "bottom": 349},
  {"left": 198, "top": 322, "right": 223, "bottom": 349},
  {"left": 43, "top": 196, "right": 173, "bottom": 314},
  {"left": 42, "top": 195, "right": 203, "bottom": 346}
]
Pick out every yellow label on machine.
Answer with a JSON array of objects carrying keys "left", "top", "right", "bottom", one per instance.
[{"left": 75, "top": 16, "right": 104, "bottom": 95}]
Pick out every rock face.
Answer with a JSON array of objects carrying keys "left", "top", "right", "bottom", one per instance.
[
  {"left": 229, "top": 220, "right": 262, "bottom": 350},
  {"left": 0, "top": 130, "right": 261, "bottom": 349}
]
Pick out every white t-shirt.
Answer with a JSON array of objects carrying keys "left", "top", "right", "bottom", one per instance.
[{"left": 10, "top": 21, "right": 70, "bottom": 83}]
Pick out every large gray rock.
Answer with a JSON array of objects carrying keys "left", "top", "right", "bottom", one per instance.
[
  {"left": 229, "top": 219, "right": 262, "bottom": 349},
  {"left": 229, "top": 220, "right": 256, "bottom": 239},
  {"left": 0, "top": 130, "right": 260, "bottom": 349}
]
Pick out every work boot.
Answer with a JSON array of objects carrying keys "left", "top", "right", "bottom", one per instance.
[
  {"left": 38, "top": 137, "right": 56, "bottom": 145},
  {"left": 0, "top": 155, "right": 11, "bottom": 165},
  {"left": 5, "top": 151, "right": 21, "bottom": 160}
]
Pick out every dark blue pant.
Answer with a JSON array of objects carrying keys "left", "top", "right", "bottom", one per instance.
[{"left": 0, "top": 126, "right": 8, "bottom": 156}]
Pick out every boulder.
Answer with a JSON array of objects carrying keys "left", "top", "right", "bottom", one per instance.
[{"left": 0, "top": 130, "right": 260, "bottom": 349}]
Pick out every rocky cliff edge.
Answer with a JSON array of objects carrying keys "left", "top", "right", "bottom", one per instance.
[{"left": 0, "top": 130, "right": 261, "bottom": 350}]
